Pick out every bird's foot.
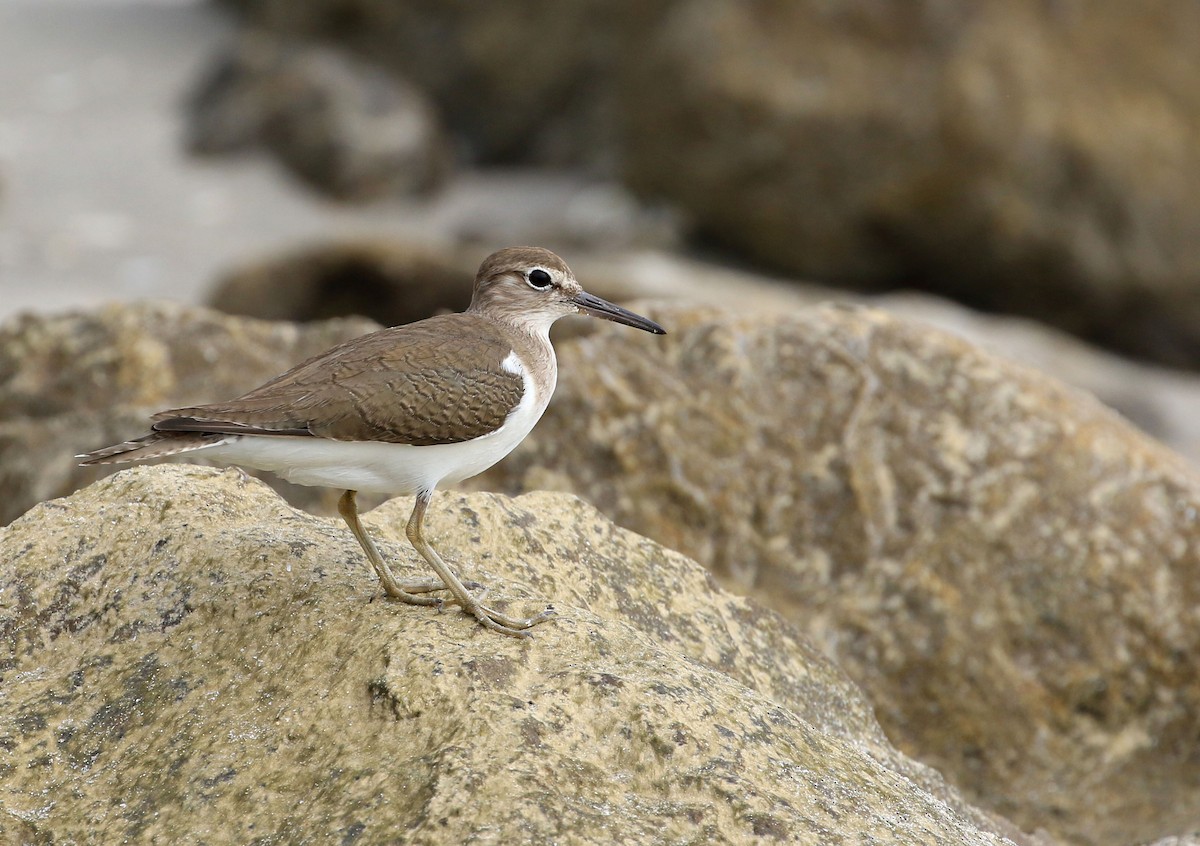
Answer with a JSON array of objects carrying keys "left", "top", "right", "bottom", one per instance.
[
  {"left": 385, "top": 579, "right": 554, "bottom": 636},
  {"left": 381, "top": 576, "right": 485, "bottom": 606},
  {"left": 462, "top": 601, "right": 556, "bottom": 638},
  {"left": 392, "top": 576, "right": 484, "bottom": 596}
]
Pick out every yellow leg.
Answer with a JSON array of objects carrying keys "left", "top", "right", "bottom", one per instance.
[
  {"left": 338, "top": 490, "right": 447, "bottom": 606},
  {"left": 406, "top": 490, "right": 554, "bottom": 638}
]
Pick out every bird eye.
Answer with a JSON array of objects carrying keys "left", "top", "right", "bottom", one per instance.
[{"left": 527, "top": 269, "right": 553, "bottom": 289}]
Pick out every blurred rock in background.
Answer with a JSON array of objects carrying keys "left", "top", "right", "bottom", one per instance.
[
  {"left": 216, "top": 0, "right": 1200, "bottom": 368},
  {"left": 218, "top": 0, "right": 669, "bottom": 169},
  {"left": 209, "top": 239, "right": 476, "bottom": 324},
  {"left": 187, "top": 30, "right": 451, "bottom": 199},
  {"left": 623, "top": 0, "right": 1200, "bottom": 367}
]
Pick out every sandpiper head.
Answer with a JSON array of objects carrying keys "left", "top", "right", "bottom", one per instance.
[{"left": 469, "top": 247, "right": 666, "bottom": 336}]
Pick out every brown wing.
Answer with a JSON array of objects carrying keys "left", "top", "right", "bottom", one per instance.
[{"left": 152, "top": 314, "right": 525, "bottom": 446}]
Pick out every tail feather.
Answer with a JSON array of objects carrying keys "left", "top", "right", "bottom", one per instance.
[{"left": 77, "top": 432, "right": 232, "bottom": 465}]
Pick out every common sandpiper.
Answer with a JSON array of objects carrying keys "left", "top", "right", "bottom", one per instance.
[{"left": 80, "top": 247, "right": 666, "bottom": 637}]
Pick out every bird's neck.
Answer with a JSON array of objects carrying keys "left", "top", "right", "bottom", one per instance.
[{"left": 492, "top": 314, "right": 557, "bottom": 402}]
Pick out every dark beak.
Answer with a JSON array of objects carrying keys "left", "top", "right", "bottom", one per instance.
[{"left": 571, "top": 291, "right": 666, "bottom": 335}]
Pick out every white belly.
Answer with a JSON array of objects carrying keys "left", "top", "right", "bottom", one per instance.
[{"left": 197, "top": 351, "right": 551, "bottom": 495}]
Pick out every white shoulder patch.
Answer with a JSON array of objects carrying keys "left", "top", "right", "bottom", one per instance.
[{"left": 500, "top": 350, "right": 524, "bottom": 376}]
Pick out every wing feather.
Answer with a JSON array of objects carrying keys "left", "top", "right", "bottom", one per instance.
[{"left": 151, "top": 315, "right": 524, "bottom": 446}]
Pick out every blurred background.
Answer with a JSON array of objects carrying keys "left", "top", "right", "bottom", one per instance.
[
  {"left": 0, "top": 0, "right": 690, "bottom": 324},
  {"left": 5, "top": 0, "right": 1200, "bottom": 359}
]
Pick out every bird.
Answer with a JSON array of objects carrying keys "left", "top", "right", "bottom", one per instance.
[{"left": 79, "top": 246, "right": 666, "bottom": 637}]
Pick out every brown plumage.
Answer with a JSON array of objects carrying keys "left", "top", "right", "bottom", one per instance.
[
  {"left": 155, "top": 315, "right": 527, "bottom": 446},
  {"left": 80, "top": 315, "right": 531, "bottom": 465}
]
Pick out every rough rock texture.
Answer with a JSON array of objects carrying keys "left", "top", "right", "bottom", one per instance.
[
  {"left": 187, "top": 31, "right": 450, "bottom": 199},
  {"left": 0, "top": 466, "right": 1031, "bottom": 845},
  {"left": 9, "top": 293, "right": 1200, "bottom": 843},
  {"left": 217, "top": 0, "right": 1200, "bottom": 367},
  {"left": 0, "top": 301, "right": 379, "bottom": 526},
  {"left": 877, "top": 292, "right": 1200, "bottom": 470},
  {"left": 477, "top": 302, "right": 1200, "bottom": 846}
]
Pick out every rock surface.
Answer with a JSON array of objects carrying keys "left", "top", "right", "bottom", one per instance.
[
  {"left": 0, "top": 466, "right": 1029, "bottom": 845},
  {"left": 0, "top": 301, "right": 379, "bottom": 526},
  {"left": 877, "top": 292, "right": 1200, "bottom": 469},
  {"left": 477, "top": 302, "right": 1200, "bottom": 846},
  {"left": 187, "top": 30, "right": 450, "bottom": 199}
]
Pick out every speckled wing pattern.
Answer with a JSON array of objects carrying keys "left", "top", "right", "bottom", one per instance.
[{"left": 151, "top": 314, "right": 525, "bottom": 446}]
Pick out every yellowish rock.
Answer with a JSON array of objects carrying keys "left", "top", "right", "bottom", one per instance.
[
  {"left": 0, "top": 465, "right": 1026, "bottom": 845},
  {"left": 481, "top": 301, "right": 1200, "bottom": 846}
]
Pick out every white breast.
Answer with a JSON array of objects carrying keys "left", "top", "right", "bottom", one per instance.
[{"left": 198, "top": 350, "right": 554, "bottom": 495}]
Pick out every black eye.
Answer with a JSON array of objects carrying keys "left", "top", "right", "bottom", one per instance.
[{"left": 527, "top": 269, "right": 552, "bottom": 289}]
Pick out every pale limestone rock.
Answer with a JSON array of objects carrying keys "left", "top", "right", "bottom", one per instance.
[
  {"left": 6, "top": 294, "right": 1199, "bottom": 843},
  {"left": 0, "top": 466, "right": 1028, "bottom": 845},
  {"left": 479, "top": 301, "right": 1200, "bottom": 846}
]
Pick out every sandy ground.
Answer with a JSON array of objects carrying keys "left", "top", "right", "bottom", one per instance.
[{"left": 0, "top": 0, "right": 651, "bottom": 325}]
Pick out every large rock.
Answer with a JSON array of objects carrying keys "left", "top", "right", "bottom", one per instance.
[
  {"left": 0, "top": 466, "right": 1031, "bottom": 845},
  {"left": 477, "top": 302, "right": 1200, "bottom": 846},
  {"left": 187, "top": 30, "right": 450, "bottom": 199},
  {"left": 0, "top": 301, "right": 379, "bottom": 526},
  {"left": 622, "top": 0, "right": 1200, "bottom": 366},
  {"left": 9, "top": 292, "right": 1200, "bottom": 843}
]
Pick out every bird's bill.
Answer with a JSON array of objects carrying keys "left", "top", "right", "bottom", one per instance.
[{"left": 571, "top": 291, "right": 666, "bottom": 335}]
